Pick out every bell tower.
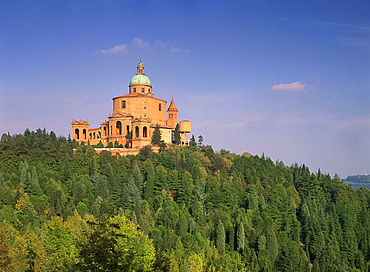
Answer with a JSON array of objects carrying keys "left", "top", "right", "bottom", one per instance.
[{"left": 167, "top": 98, "right": 178, "bottom": 129}]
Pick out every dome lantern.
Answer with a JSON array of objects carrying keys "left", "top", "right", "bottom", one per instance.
[
  {"left": 129, "top": 60, "right": 152, "bottom": 95},
  {"left": 137, "top": 61, "right": 144, "bottom": 74}
]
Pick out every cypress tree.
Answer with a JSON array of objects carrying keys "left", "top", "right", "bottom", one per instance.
[
  {"left": 93, "top": 195, "right": 103, "bottom": 217},
  {"left": 177, "top": 172, "right": 192, "bottom": 204},
  {"left": 168, "top": 169, "right": 179, "bottom": 198},
  {"left": 189, "top": 135, "right": 197, "bottom": 147},
  {"left": 31, "top": 166, "right": 42, "bottom": 195},
  {"left": 237, "top": 222, "right": 245, "bottom": 252},
  {"left": 132, "top": 210, "right": 138, "bottom": 226},
  {"left": 173, "top": 123, "right": 181, "bottom": 145},
  {"left": 229, "top": 226, "right": 235, "bottom": 251},
  {"left": 144, "top": 165, "right": 155, "bottom": 200},
  {"left": 91, "top": 171, "right": 108, "bottom": 199},
  {"left": 266, "top": 228, "right": 278, "bottom": 264},
  {"left": 258, "top": 234, "right": 266, "bottom": 251},
  {"left": 197, "top": 135, "right": 203, "bottom": 146},
  {"left": 154, "top": 165, "right": 167, "bottom": 195},
  {"left": 19, "top": 160, "right": 31, "bottom": 193},
  {"left": 178, "top": 213, "right": 188, "bottom": 237},
  {"left": 105, "top": 163, "right": 116, "bottom": 194},
  {"left": 151, "top": 124, "right": 161, "bottom": 145},
  {"left": 132, "top": 162, "right": 143, "bottom": 195},
  {"left": 217, "top": 219, "right": 226, "bottom": 255},
  {"left": 126, "top": 175, "right": 141, "bottom": 211}
]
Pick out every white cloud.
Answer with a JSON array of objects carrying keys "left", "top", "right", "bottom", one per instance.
[
  {"left": 270, "top": 81, "right": 306, "bottom": 91},
  {"left": 98, "top": 38, "right": 189, "bottom": 55},
  {"left": 169, "top": 47, "right": 190, "bottom": 54},
  {"left": 154, "top": 41, "right": 168, "bottom": 48},
  {"left": 100, "top": 44, "right": 127, "bottom": 54},
  {"left": 132, "top": 37, "right": 150, "bottom": 49}
]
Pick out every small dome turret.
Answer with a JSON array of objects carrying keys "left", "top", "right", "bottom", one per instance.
[{"left": 129, "top": 60, "right": 153, "bottom": 95}]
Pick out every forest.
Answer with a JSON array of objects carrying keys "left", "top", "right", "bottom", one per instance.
[
  {"left": 345, "top": 175, "right": 370, "bottom": 190},
  {"left": 0, "top": 128, "right": 369, "bottom": 271}
]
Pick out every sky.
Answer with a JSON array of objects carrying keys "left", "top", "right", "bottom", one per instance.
[{"left": 1, "top": 0, "right": 369, "bottom": 179}]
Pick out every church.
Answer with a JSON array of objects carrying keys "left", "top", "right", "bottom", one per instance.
[{"left": 71, "top": 61, "right": 191, "bottom": 155}]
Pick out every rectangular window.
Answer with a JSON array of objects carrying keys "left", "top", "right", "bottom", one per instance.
[
  {"left": 133, "top": 88, "right": 136, "bottom": 92},
  {"left": 141, "top": 88, "right": 144, "bottom": 93},
  {"left": 159, "top": 103, "right": 162, "bottom": 111}
]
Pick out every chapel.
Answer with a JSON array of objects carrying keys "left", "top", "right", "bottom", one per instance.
[{"left": 71, "top": 61, "right": 191, "bottom": 154}]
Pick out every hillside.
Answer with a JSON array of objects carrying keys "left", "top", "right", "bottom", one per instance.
[
  {"left": 0, "top": 129, "right": 369, "bottom": 271},
  {"left": 345, "top": 175, "right": 370, "bottom": 190}
]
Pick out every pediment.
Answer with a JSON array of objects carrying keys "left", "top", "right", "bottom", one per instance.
[
  {"left": 132, "top": 117, "right": 152, "bottom": 123},
  {"left": 71, "top": 119, "right": 89, "bottom": 125},
  {"left": 109, "top": 112, "right": 132, "bottom": 119}
]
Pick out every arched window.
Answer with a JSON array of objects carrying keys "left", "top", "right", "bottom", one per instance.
[
  {"left": 135, "top": 126, "right": 139, "bottom": 137},
  {"left": 83, "top": 129, "right": 87, "bottom": 140},
  {"left": 159, "top": 103, "right": 162, "bottom": 111},
  {"left": 122, "top": 100, "right": 126, "bottom": 108},
  {"left": 97, "top": 131, "right": 101, "bottom": 139},
  {"left": 93, "top": 132, "right": 96, "bottom": 139},
  {"left": 75, "top": 128, "right": 80, "bottom": 140},
  {"left": 116, "top": 121, "right": 122, "bottom": 135},
  {"left": 133, "top": 88, "right": 136, "bottom": 93},
  {"left": 143, "top": 126, "right": 147, "bottom": 137},
  {"left": 103, "top": 127, "right": 107, "bottom": 136}
]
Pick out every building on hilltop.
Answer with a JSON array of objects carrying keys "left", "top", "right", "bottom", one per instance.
[{"left": 71, "top": 61, "right": 191, "bottom": 154}]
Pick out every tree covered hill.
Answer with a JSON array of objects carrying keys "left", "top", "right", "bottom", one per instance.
[
  {"left": 0, "top": 129, "right": 369, "bottom": 271},
  {"left": 345, "top": 175, "right": 370, "bottom": 190}
]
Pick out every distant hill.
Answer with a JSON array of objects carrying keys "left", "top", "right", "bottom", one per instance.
[{"left": 344, "top": 175, "right": 370, "bottom": 190}]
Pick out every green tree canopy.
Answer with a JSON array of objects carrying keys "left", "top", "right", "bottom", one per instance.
[{"left": 151, "top": 124, "right": 161, "bottom": 145}]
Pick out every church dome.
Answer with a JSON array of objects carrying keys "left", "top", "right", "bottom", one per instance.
[
  {"left": 129, "top": 61, "right": 151, "bottom": 86},
  {"left": 130, "top": 74, "right": 151, "bottom": 85}
]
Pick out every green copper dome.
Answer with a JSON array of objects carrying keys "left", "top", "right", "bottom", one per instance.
[
  {"left": 130, "top": 61, "right": 151, "bottom": 85},
  {"left": 130, "top": 74, "right": 151, "bottom": 85}
]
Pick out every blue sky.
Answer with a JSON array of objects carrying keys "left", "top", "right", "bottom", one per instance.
[{"left": 1, "top": 0, "right": 369, "bottom": 178}]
